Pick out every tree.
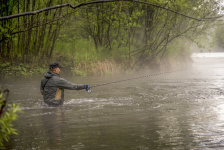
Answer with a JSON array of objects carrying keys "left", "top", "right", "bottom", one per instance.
[{"left": 0, "top": 0, "right": 223, "bottom": 72}]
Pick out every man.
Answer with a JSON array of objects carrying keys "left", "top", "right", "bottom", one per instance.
[{"left": 40, "top": 62, "right": 90, "bottom": 106}]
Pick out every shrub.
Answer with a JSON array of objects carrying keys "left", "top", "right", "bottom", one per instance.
[{"left": 0, "top": 89, "right": 22, "bottom": 149}]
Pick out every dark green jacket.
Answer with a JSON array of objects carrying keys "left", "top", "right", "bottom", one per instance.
[{"left": 40, "top": 71, "right": 85, "bottom": 106}]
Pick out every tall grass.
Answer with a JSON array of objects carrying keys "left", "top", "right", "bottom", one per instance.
[
  {"left": 53, "top": 37, "right": 192, "bottom": 75},
  {"left": 54, "top": 38, "right": 125, "bottom": 76}
]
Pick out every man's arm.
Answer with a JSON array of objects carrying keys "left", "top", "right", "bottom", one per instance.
[{"left": 55, "top": 77, "right": 86, "bottom": 90}]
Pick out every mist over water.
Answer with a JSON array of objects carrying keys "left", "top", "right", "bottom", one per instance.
[{"left": 1, "top": 52, "right": 224, "bottom": 149}]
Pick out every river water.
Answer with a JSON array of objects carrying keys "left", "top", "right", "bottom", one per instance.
[{"left": 1, "top": 53, "right": 224, "bottom": 149}]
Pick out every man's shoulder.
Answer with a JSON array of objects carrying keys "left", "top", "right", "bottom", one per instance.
[
  {"left": 51, "top": 75, "right": 60, "bottom": 79},
  {"left": 52, "top": 75, "right": 66, "bottom": 82}
]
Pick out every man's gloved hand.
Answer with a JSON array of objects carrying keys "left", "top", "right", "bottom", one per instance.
[{"left": 84, "top": 84, "right": 90, "bottom": 91}]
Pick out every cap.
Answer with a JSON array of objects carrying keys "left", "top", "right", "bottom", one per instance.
[{"left": 49, "top": 62, "right": 62, "bottom": 69}]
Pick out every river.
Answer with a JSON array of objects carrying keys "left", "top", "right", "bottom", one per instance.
[{"left": 1, "top": 53, "right": 224, "bottom": 149}]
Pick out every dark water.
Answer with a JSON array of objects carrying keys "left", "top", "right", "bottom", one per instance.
[{"left": 1, "top": 54, "right": 224, "bottom": 149}]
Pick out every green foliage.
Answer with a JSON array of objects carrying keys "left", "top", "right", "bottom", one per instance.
[
  {"left": 0, "top": 91, "right": 22, "bottom": 148},
  {"left": 0, "top": 0, "right": 221, "bottom": 75},
  {"left": 0, "top": 63, "right": 46, "bottom": 77}
]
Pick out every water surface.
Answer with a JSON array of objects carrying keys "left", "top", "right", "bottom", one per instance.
[{"left": 1, "top": 53, "right": 224, "bottom": 149}]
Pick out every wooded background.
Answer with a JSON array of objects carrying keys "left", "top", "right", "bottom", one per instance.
[{"left": 0, "top": 0, "right": 223, "bottom": 76}]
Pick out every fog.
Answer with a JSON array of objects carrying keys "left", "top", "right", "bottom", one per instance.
[{"left": 1, "top": 52, "right": 224, "bottom": 149}]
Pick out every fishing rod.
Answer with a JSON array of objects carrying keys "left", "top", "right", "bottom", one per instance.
[{"left": 87, "top": 70, "right": 180, "bottom": 93}]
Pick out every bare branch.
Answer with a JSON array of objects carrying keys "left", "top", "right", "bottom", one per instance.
[{"left": 0, "top": 0, "right": 222, "bottom": 21}]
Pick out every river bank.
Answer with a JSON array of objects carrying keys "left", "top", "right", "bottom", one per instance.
[{"left": 0, "top": 54, "right": 191, "bottom": 78}]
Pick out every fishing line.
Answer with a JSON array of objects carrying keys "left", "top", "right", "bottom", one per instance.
[{"left": 87, "top": 70, "right": 181, "bottom": 93}]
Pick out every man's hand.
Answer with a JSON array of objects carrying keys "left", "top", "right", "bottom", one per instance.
[{"left": 84, "top": 84, "right": 90, "bottom": 91}]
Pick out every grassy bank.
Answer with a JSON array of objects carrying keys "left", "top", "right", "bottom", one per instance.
[
  {"left": 0, "top": 56, "right": 191, "bottom": 78},
  {"left": 0, "top": 38, "right": 192, "bottom": 78}
]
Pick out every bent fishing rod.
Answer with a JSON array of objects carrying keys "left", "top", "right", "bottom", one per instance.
[{"left": 87, "top": 70, "right": 181, "bottom": 93}]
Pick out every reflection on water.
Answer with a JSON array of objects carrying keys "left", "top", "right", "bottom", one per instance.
[
  {"left": 42, "top": 108, "right": 64, "bottom": 148},
  {"left": 2, "top": 53, "right": 224, "bottom": 149}
]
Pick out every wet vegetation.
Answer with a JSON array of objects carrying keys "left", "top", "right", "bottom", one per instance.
[
  {"left": 0, "top": 0, "right": 223, "bottom": 77},
  {"left": 0, "top": 89, "right": 21, "bottom": 149}
]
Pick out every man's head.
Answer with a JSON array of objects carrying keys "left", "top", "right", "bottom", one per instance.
[{"left": 49, "top": 62, "right": 62, "bottom": 74}]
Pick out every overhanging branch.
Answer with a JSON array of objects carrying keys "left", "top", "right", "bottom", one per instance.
[{"left": 0, "top": 0, "right": 222, "bottom": 21}]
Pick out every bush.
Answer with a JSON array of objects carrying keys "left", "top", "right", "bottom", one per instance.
[{"left": 0, "top": 89, "right": 22, "bottom": 149}]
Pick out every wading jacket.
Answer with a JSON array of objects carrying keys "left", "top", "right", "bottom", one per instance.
[{"left": 40, "top": 71, "right": 85, "bottom": 106}]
